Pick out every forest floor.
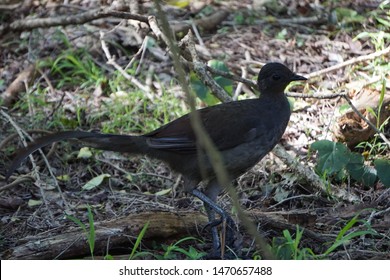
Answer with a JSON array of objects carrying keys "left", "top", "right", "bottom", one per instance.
[{"left": 0, "top": 0, "right": 389, "bottom": 259}]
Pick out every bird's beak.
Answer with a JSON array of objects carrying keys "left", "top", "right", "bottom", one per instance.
[{"left": 291, "top": 74, "right": 307, "bottom": 81}]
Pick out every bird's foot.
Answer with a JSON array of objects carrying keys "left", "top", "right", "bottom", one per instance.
[
  {"left": 190, "top": 189, "right": 242, "bottom": 258},
  {"left": 203, "top": 215, "right": 242, "bottom": 259}
]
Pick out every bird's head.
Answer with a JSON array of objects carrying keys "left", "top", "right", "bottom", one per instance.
[{"left": 257, "top": 62, "right": 307, "bottom": 95}]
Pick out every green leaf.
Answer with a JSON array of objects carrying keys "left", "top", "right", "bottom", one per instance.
[
  {"left": 311, "top": 140, "right": 351, "bottom": 175},
  {"left": 273, "top": 187, "right": 290, "bottom": 202},
  {"left": 215, "top": 75, "right": 233, "bottom": 94},
  {"left": 374, "top": 159, "right": 390, "bottom": 187},
  {"left": 77, "top": 147, "right": 93, "bottom": 159},
  {"left": 190, "top": 71, "right": 219, "bottom": 105},
  {"left": 376, "top": 17, "right": 390, "bottom": 28},
  {"left": 190, "top": 60, "right": 232, "bottom": 106},
  {"left": 360, "top": 166, "right": 377, "bottom": 186},
  {"left": 338, "top": 104, "right": 351, "bottom": 114},
  {"left": 82, "top": 174, "right": 111, "bottom": 191},
  {"left": 165, "top": 0, "right": 190, "bottom": 8},
  {"left": 57, "top": 174, "right": 70, "bottom": 181},
  {"left": 345, "top": 153, "right": 377, "bottom": 186},
  {"left": 346, "top": 153, "right": 365, "bottom": 181},
  {"left": 208, "top": 60, "right": 233, "bottom": 94},
  {"left": 66, "top": 215, "right": 86, "bottom": 231},
  {"left": 208, "top": 59, "right": 229, "bottom": 72},
  {"left": 87, "top": 205, "right": 95, "bottom": 257},
  {"left": 129, "top": 222, "right": 150, "bottom": 260},
  {"left": 28, "top": 199, "right": 42, "bottom": 207},
  {"left": 154, "top": 188, "right": 171, "bottom": 196},
  {"left": 190, "top": 72, "right": 207, "bottom": 97}
]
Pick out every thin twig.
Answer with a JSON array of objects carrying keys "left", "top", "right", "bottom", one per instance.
[
  {"left": 306, "top": 46, "right": 390, "bottom": 79},
  {"left": 268, "top": 194, "right": 319, "bottom": 209},
  {"left": 105, "top": 20, "right": 143, "bottom": 72},
  {"left": 286, "top": 91, "right": 347, "bottom": 99},
  {"left": 233, "top": 66, "right": 247, "bottom": 100},
  {"left": 99, "top": 31, "right": 152, "bottom": 96},
  {"left": 183, "top": 32, "right": 232, "bottom": 103},
  {"left": 0, "top": 109, "right": 55, "bottom": 220},
  {"left": 0, "top": 175, "right": 35, "bottom": 192},
  {"left": 135, "top": 36, "right": 149, "bottom": 75}
]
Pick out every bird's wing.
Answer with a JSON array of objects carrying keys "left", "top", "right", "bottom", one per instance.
[
  {"left": 144, "top": 100, "right": 262, "bottom": 153},
  {"left": 144, "top": 113, "right": 197, "bottom": 152}
]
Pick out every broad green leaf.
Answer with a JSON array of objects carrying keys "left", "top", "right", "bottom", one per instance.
[
  {"left": 208, "top": 60, "right": 233, "bottom": 93},
  {"left": 215, "top": 75, "right": 233, "bottom": 94},
  {"left": 359, "top": 166, "right": 377, "bottom": 186},
  {"left": 190, "top": 71, "right": 219, "bottom": 105},
  {"left": 208, "top": 59, "right": 229, "bottom": 72},
  {"left": 346, "top": 153, "right": 365, "bottom": 181},
  {"left": 335, "top": 7, "right": 365, "bottom": 24},
  {"left": 374, "top": 159, "right": 390, "bottom": 187},
  {"left": 190, "top": 60, "right": 232, "bottom": 106},
  {"left": 311, "top": 140, "right": 351, "bottom": 175},
  {"left": 82, "top": 174, "right": 111, "bottom": 191},
  {"left": 346, "top": 153, "right": 377, "bottom": 186}
]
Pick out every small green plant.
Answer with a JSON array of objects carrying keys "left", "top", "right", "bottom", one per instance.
[
  {"left": 319, "top": 212, "right": 377, "bottom": 258},
  {"left": 66, "top": 208, "right": 153, "bottom": 260},
  {"left": 128, "top": 222, "right": 152, "bottom": 260},
  {"left": 267, "top": 213, "right": 378, "bottom": 260},
  {"left": 47, "top": 48, "right": 106, "bottom": 89},
  {"left": 332, "top": 7, "right": 366, "bottom": 27},
  {"left": 98, "top": 87, "right": 187, "bottom": 134},
  {"left": 355, "top": 79, "right": 389, "bottom": 157},
  {"left": 157, "top": 237, "right": 207, "bottom": 260},
  {"left": 270, "top": 226, "right": 315, "bottom": 260},
  {"left": 66, "top": 205, "right": 96, "bottom": 259},
  {"left": 311, "top": 140, "right": 390, "bottom": 187},
  {"left": 233, "top": 11, "right": 256, "bottom": 25}
]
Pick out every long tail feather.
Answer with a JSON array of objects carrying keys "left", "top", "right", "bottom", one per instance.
[{"left": 6, "top": 131, "right": 142, "bottom": 180}]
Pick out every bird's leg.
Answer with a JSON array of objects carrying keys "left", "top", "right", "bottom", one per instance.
[
  {"left": 182, "top": 178, "right": 221, "bottom": 255},
  {"left": 191, "top": 189, "right": 224, "bottom": 256},
  {"left": 204, "top": 180, "right": 239, "bottom": 251},
  {"left": 203, "top": 181, "right": 222, "bottom": 253},
  {"left": 191, "top": 186, "right": 239, "bottom": 258},
  {"left": 204, "top": 204, "right": 220, "bottom": 252}
]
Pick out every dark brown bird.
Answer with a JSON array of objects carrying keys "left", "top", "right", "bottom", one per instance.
[{"left": 6, "top": 62, "right": 306, "bottom": 256}]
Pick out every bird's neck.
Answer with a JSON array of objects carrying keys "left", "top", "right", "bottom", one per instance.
[{"left": 259, "top": 91, "right": 287, "bottom": 100}]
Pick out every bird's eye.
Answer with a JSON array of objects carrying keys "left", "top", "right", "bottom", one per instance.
[{"left": 272, "top": 74, "right": 281, "bottom": 80}]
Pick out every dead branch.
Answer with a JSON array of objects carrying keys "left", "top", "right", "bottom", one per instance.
[
  {"left": 306, "top": 46, "right": 390, "bottom": 79},
  {"left": 182, "top": 31, "right": 232, "bottom": 102},
  {"left": 2, "top": 209, "right": 333, "bottom": 260},
  {"left": 0, "top": 8, "right": 149, "bottom": 36},
  {"left": 0, "top": 64, "right": 37, "bottom": 107},
  {"left": 0, "top": 7, "right": 229, "bottom": 38},
  {"left": 171, "top": 10, "right": 229, "bottom": 33},
  {"left": 2, "top": 211, "right": 208, "bottom": 260}
]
